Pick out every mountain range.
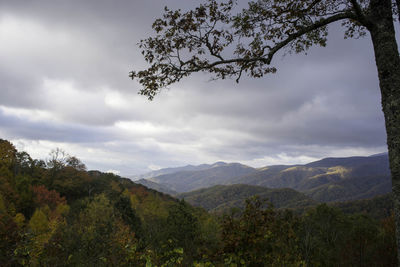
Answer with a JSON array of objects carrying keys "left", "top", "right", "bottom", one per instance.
[
  {"left": 134, "top": 153, "right": 391, "bottom": 212},
  {"left": 130, "top": 162, "right": 226, "bottom": 180},
  {"left": 142, "top": 162, "right": 256, "bottom": 192}
]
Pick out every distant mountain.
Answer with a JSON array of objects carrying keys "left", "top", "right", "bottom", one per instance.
[
  {"left": 304, "top": 174, "right": 391, "bottom": 202},
  {"left": 369, "top": 152, "right": 389, "bottom": 157},
  {"left": 177, "top": 184, "right": 317, "bottom": 213},
  {"left": 233, "top": 154, "right": 391, "bottom": 202},
  {"left": 134, "top": 154, "right": 391, "bottom": 204},
  {"left": 305, "top": 153, "right": 389, "bottom": 171},
  {"left": 147, "top": 163, "right": 257, "bottom": 193},
  {"left": 130, "top": 163, "right": 219, "bottom": 180}
]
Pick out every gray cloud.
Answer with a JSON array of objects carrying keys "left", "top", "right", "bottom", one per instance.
[
  {"left": 0, "top": 108, "right": 112, "bottom": 143},
  {"left": 0, "top": 1, "right": 390, "bottom": 175}
]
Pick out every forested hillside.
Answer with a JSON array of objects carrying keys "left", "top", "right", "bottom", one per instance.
[
  {"left": 178, "top": 184, "right": 394, "bottom": 221},
  {"left": 332, "top": 193, "right": 393, "bottom": 220},
  {"left": 0, "top": 139, "right": 219, "bottom": 266},
  {"left": 177, "top": 184, "right": 317, "bottom": 213},
  {"left": 136, "top": 178, "right": 178, "bottom": 196},
  {"left": 0, "top": 139, "right": 397, "bottom": 266}
]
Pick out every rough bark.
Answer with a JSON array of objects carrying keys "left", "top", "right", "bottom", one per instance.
[
  {"left": 369, "top": 0, "right": 400, "bottom": 263},
  {"left": 397, "top": 0, "right": 400, "bottom": 24}
]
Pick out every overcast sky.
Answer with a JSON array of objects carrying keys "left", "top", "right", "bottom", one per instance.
[{"left": 0, "top": 0, "right": 392, "bottom": 176}]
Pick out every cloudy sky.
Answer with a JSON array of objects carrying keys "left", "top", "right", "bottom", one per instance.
[{"left": 0, "top": 0, "right": 392, "bottom": 176}]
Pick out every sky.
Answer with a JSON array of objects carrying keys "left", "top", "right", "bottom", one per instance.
[{"left": 0, "top": 0, "right": 392, "bottom": 177}]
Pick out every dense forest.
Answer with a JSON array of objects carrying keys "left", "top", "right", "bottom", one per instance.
[{"left": 0, "top": 139, "right": 397, "bottom": 266}]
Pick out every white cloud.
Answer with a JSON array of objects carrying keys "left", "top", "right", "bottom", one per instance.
[
  {"left": 147, "top": 164, "right": 161, "bottom": 171},
  {"left": 0, "top": 105, "right": 57, "bottom": 122},
  {"left": 106, "top": 169, "right": 120, "bottom": 175}
]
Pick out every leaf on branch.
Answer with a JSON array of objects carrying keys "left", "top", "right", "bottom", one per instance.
[{"left": 130, "top": 0, "right": 368, "bottom": 99}]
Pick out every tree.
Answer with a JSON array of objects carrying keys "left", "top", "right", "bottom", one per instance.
[
  {"left": 0, "top": 139, "right": 16, "bottom": 176},
  {"left": 130, "top": 0, "right": 400, "bottom": 259},
  {"left": 219, "top": 197, "right": 302, "bottom": 266},
  {"left": 299, "top": 204, "right": 349, "bottom": 265},
  {"left": 66, "top": 156, "right": 86, "bottom": 171},
  {"left": 46, "top": 148, "right": 68, "bottom": 171},
  {"left": 0, "top": 204, "right": 19, "bottom": 265},
  {"left": 32, "top": 185, "right": 66, "bottom": 210},
  {"left": 166, "top": 200, "right": 199, "bottom": 263}
]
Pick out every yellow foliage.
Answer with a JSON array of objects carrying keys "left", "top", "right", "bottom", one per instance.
[
  {"left": 41, "top": 205, "right": 51, "bottom": 217},
  {"left": 309, "top": 166, "right": 350, "bottom": 180},
  {"left": 122, "top": 188, "right": 131, "bottom": 197},
  {"left": 29, "top": 208, "right": 49, "bottom": 234},
  {"left": 282, "top": 166, "right": 315, "bottom": 172},
  {"left": 130, "top": 194, "right": 139, "bottom": 209},
  {"left": 55, "top": 203, "right": 70, "bottom": 217},
  {"left": 326, "top": 166, "right": 349, "bottom": 177},
  {"left": 14, "top": 213, "right": 25, "bottom": 228},
  {"left": 138, "top": 194, "right": 169, "bottom": 219},
  {"left": 25, "top": 206, "right": 67, "bottom": 265},
  {"left": 29, "top": 231, "right": 53, "bottom": 264}
]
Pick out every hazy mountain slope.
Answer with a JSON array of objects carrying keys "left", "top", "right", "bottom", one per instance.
[
  {"left": 232, "top": 154, "right": 391, "bottom": 202},
  {"left": 133, "top": 154, "right": 390, "bottom": 204},
  {"left": 135, "top": 178, "right": 177, "bottom": 195},
  {"left": 232, "top": 165, "right": 345, "bottom": 191},
  {"left": 149, "top": 163, "right": 257, "bottom": 192},
  {"left": 130, "top": 163, "right": 221, "bottom": 180},
  {"left": 178, "top": 184, "right": 317, "bottom": 213},
  {"left": 305, "top": 175, "right": 391, "bottom": 202},
  {"left": 306, "top": 153, "right": 389, "bottom": 169},
  {"left": 231, "top": 165, "right": 289, "bottom": 185}
]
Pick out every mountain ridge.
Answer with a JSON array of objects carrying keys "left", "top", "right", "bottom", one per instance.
[
  {"left": 146, "top": 162, "right": 256, "bottom": 192},
  {"left": 136, "top": 153, "right": 391, "bottom": 204}
]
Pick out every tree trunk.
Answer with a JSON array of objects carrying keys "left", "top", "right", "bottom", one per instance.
[
  {"left": 397, "top": 0, "right": 400, "bottom": 25},
  {"left": 369, "top": 0, "right": 400, "bottom": 263}
]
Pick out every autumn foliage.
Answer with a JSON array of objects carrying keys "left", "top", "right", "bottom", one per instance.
[
  {"left": 0, "top": 139, "right": 397, "bottom": 266},
  {"left": 32, "top": 185, "right": 66, "bottom": 210}
]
